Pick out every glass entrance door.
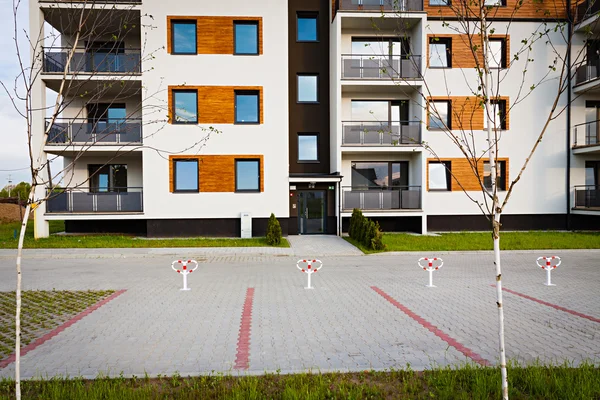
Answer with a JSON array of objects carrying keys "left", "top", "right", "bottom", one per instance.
[{"left": 298, "top": 191, "right": 326, "bottom": 234}]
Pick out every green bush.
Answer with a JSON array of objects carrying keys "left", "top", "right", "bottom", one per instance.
[
  {"left": 265, "top": 213, "right": 282, "bottom": 246},
  {"left": 370, "top": 221, "right": 386, "bottom": 251},
  {"left": 347, "top": 208, "right": 386, "bottom": 251}
]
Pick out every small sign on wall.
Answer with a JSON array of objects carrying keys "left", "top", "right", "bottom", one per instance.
[{"left": 290, "top": 185, "right": 297, "bottom": 190}]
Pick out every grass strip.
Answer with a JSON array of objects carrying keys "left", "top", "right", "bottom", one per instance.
[
  {"left": 0, "top": 290, "right": 115, "bottom": 361},
  {"left": 0, "top": 363, "right": 598, "bottom": 399},
  {"left": 345, "top": 231, "right": 600, "bottom": 253},
  {"left": 0, "top": 221, "right": 289, "bottom": 249}
]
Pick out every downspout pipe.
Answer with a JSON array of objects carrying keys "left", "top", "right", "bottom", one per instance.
[{"left": 567, "top": 0, "right": 573, "bottom": 230}]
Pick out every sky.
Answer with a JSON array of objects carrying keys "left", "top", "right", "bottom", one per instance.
[{"left": 0, "top": 0, "right": 32, "bottom": 188}]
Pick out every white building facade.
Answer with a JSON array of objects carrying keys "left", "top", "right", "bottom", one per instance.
[{"left": 29, "top": 0, "right": 599, "bottom": 238}]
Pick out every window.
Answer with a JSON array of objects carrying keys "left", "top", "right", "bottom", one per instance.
[
  {"left": 297, "top": 74, "right": 319, "bottom": 103},
  {"left": 351, "top": 37, "right": 408, "bottom": 58},
  {"left": 483, "top": 100, "right": 507, "bottom": 130},
  {"left": 235, "top": 160, "right": 260, "bottom": 192},
  {"left": 88, "top": 164, "right": 127, "bottom": 193},
  {"left": 488, "top": 39, "right": 507, "bottom": 69},
  {"left": 234, "top": 21, "right": 259, "bottom": 55},
  {"left": 585, "top": 161, "right": 599, "bottom": 186},
  {"left": 351, "top": 162, "right": 409, "bottom": 188},
  {"left": 484, "top": 0, "right": 505, "bottom": 5},
  {"left": 297, "top": 13, "right": 318, "bottom": 42},
  {"left": 429, "top": 0, "right": 450, "bottom": 5},
  {"left": 171, "top": 21, "right": 197, "bottom": 55},
  {"left": 483, "top": 161, "right": 506, "bottom": 191},
  {"left": 173, "top": 159, "right": 199, "bottom": 192},
  {"left": 298, "top": 134, "right": 319, "bottom": 162},
  {"left": 429, "top": 101, "right": 451, "bottom": 130},
  {"left": 172, "top": 90, "right": 198, "bottom": 124},
  {"left": 429, "top": 162, "right": 451, "bottom": 191},
  {"left": 429, "top": 37, "right": 451, "bottom": 68},
  {"left": 235, "top": 91, "right": 260, "bottom": 124}
]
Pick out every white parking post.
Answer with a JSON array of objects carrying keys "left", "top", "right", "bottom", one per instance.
[
  {"left": 171, "top": 260, "right": 199, "bottom": 291},
  {"left": 417, "top": 257, "right": 444, "bottom": 288},
  {"left": 296, "top": 259, "right": 323, "bottom": 289},
  {"left": 536, "top": 256, "right": 560, "bottom": 286}
]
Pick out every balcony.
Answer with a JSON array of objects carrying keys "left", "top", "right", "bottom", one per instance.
[
  {"left": 573, "top": 119, "right": 600, "bottom": 154},
  {"left": 337, "top": 0, "right": 424, "bottom": 12},
  {"left": 342, "top": 186, "right": 422, "bottom": 210},
  {"left": 342, "top": 121, "right": 421, "bottom": 146},
  {"left": 46, "top": 188, "right": 143, "bottom": 214},
  {"left": 43, "top": 48, "right": 142, "bottom": 74},
  {"left": 573, "top": 62, "right": 600, "bottom": 93},
  {"left": 573, "top": 0, "right": 600, "bottom": 25},
  {"left": 46, "top": 118, "right": 143, "bottom": 146},
  {"left": 342, "top": 55, "right": 421, "bottom": 80},
  {"left": 40, "top": 0, "right": 141, "bottom": 3},
  {"left": 574, "top": 185, "right": 600, "bottom": 211}
]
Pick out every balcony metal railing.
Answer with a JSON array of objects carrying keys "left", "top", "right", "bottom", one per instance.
[
  {"left": 573, "top": 119, "right": 600, "bottom": 147},
  {"left": 46, "top": 118, "right": 143, "bottom": 145},
  {"left": 342, "top": 121, "right": 421, "bottom": 146},
  {"left": 46, "top": 187, "right": 143, "bottom": 213},
  {"left": 574, "top": 62, "right": 600, "bottom": 86},
  {"left": 573, "top": 0, "right": 600, "bottom": 23},
  {"left": 342, "top": 186, "right": 422, "bottom": 210},
  {"left": 338, "top": 0, "right": 424, "bottom": 12},
  {"left": 574, "top": 185, "right": 600, "bottom": 209},
  {"left": 341, "top": 54, "right": 422, "bottom": 80},
  {"left": 40, "top": 0, "right": 141, "bottom": 3},
  {"left": 43, "top": 47, "right": 142, "bottom": 74}
]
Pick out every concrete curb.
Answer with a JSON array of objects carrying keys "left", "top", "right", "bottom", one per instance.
[{"left": 0, "top": 247, "right": 295, "bottom": 259}]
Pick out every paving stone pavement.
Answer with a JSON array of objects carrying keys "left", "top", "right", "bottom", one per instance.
[
  {"left": 0, "top": 250, "right": 598, "bottom": 379},
  {"left": 287, "top": 235, "right": 364, "bottom": 256}
]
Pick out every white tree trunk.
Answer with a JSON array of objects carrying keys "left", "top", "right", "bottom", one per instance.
[
  {"left": 482, "top": 15, "right": 509, "bottom": 399},
  {"left": 15, "top": 201, "right": 32, "bottom": 400},
  {"left": 493, "top": 215, "right": 508, "bottom": 399}
]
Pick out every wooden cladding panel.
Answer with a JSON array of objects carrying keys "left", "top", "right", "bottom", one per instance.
[
  {"left": 427, "top": 34, "right": 510, "bottom": 69},
  {"left": 424, "top": 0, "right": 566, "bottom": 19},
  {"left": 169, "top": 155, "right": 264, "bottom": 193},
  {"left": 427, "top": 157, "right": 510, "bottom": 191},
  {"left": 167, "top": 16, "right": 263, "bottom": 55},
  {"left": 168, "top": 86, "right": 263, "bottom": 124},
  {"left": 428, "top": 96, "right": 510, "bottom": 131}
]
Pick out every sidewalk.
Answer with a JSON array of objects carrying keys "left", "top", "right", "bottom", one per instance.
[{"left": 0, "top": 246, "right": 294, "bottom": 259}]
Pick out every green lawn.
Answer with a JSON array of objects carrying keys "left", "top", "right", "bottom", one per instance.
[
  {"left": 0, "top": 221, "right": 289, "bottom": 249},
  {"left": 345, "top": 231, "right": 600, "bottom": 253},
  {"left": 0, "top": 363, "right": 598, "bottom": 399}
]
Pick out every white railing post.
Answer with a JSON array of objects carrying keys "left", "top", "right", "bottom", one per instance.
[
  {"left": 536, "top": 256, "right": 561, "bottom": 286},
  {"left": 171, "top": 260, "right": 199, "bottom": 291},
  {"left": 296, "top": 259, "right": 323, "bottom": 289},
  {"left": 418, "top": 257, "right": 444, "bottom": 288}
]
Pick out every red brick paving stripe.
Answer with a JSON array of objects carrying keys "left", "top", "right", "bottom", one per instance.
[
  {"left": 371, "top": 286, "right": 491, "bottom": 367},
  {"left": 0, "top": 289, "right": 127, "bottom": 370},
  {"left": 234, "top": 288, "right": 255, "bottom": 370},
  {"left": 495, "top": 285, "right": 600, "bottom": 324}
]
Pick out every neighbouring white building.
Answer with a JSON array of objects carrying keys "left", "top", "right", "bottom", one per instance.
[{"left": 29, "top": 0, "right": 599, "bottom": 238}]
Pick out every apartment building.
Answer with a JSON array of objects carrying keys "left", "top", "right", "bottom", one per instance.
[{"left": 30, "top": 0, "right": 599, "bottom": 238}]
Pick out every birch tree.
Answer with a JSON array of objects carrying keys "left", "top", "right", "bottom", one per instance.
[
  {"left": 2, "top": 1, "right": 216, "bottom": 398},
  {"left": 366, "top": 0, "right": 587, "bottom": 397}
]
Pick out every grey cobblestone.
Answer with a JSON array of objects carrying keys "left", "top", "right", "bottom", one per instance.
[{"left": 0, "top": 249, "right": 598, "bottom": 379}]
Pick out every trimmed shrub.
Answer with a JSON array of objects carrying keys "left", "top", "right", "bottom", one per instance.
[
  {"left": 347, "top": 208, "right": 386, "bottom": 251},
  {"left": 266, "top": 213, "right": 282, "bottom": 245},
  {"left": 370, "top": 221, "right": 386, "bottom": 251}
]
